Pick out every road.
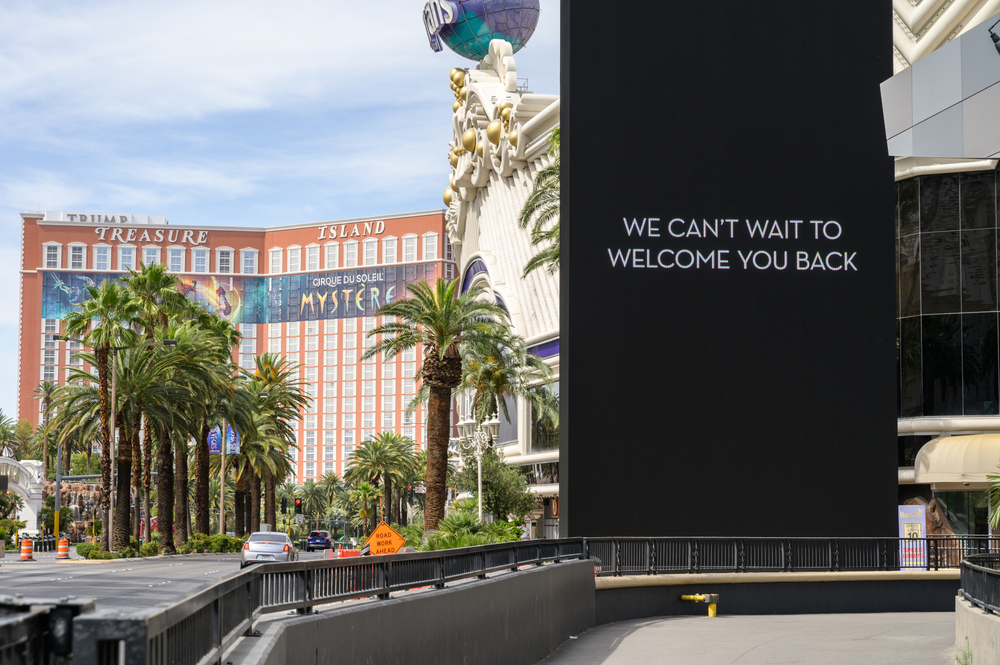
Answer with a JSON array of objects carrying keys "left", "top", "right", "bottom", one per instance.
[{"left": 0, "top": 549, "right": 328, "bottom": 610}]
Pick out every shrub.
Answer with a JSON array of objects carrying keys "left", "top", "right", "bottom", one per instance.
[
  {"left": 75, "top": 543, "right": 96, "bottom": 558},
  {"left": 485, "top": 520, "right": 523, "bottom": 542},
  {"left": 393, "top": 523, "right": 424, "bottom": 548},
  {"left": 419, "top": 531, "right": 493, "bottom": 551},
  {"left": 139, "top": 542, "right": 159, "bottom": 557}
]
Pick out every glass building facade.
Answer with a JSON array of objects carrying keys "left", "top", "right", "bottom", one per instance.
[{"left": 897, "top": 167, "right": 1000, "bottom": 419}]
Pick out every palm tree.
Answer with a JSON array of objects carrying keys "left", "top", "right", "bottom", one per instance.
[
  {"left": 0, "top": 411, "right": 15, "bottom": 457},
  {"left": 31, "top": 382, "right": 59, "bottom": 475},
  {"left": 299, "top": 480, "right": 327, "bottom": 525},
  {"left": 344, "top": 433, "right": 418, "bottom": 524},
  {"left": 62, "top": 280, "right": 140, "bottom": 551},
  {"left": 364, "top": 278, "right": 508, "bottom": 531},
  {"left": 517, "top": 127, "right": 560, "bottom": 277}
]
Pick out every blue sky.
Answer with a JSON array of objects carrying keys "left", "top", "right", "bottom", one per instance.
[{"left": 0, "top": 0, "right": 560, "bottom": 422}]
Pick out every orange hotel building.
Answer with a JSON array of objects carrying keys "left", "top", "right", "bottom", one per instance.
[{"left": 18, "top": 209, "right": 456, "bottom": 481}]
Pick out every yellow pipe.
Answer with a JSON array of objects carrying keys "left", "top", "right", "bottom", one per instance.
[
  {"left": 680, "top": 594, "right": 719, "bottom": 617},
  {"left": 708, "top": 603, "right": 717, "bottom": 618},
  {"left": 680, "top": 594, "right": 706, "bottom": 602}
]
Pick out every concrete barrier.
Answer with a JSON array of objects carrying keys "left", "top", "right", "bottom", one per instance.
[
  {"left": 235, "top": 560, "right": 595, "bottom": 665},
  {"left": 955, "top": 595, "right": 1000, "bottom": 664}
]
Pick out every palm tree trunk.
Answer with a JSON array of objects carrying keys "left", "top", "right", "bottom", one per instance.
[
  {"left": 96, "top": 347, "right": 111, "bottom": 553},
  {"left": 143, "top": 417, "right": 152, "bottom": 545},
  {"left": 113, "top": 422, "right": 131, "bottom": 550},
  {"left": 174, "top": 438, "right": 189, "bottom": 545},
  {"left": 194, "top": 421, "right": 210, "bottom": 536},
  {"left": 234, "top": 472, "right": 246, "bottom": 537},
  {"left": 424, "top": 385, "right": 452, "bottom": 531},
  {"left": 157, "top": 427, "right": 175, "bottom": 554},
  {"left": 131, "top": 425, "right": 141, "bottom": 543},
  {"left": 383, "top": 478, "right": 392, "bottom": 525},
  {"left": 250, "top": 471, "right": 261, "bottom": 534},
  {"left": 264, "top": 468, "right": 276, "bottom": 529}
]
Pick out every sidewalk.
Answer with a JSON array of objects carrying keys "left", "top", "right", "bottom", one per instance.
[{"left": 538, "top": 612, "right": 956, "bottom": 665}]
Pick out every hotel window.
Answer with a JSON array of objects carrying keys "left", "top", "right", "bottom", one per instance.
[
  {"left": 324, "top": 414, "right": 337, "bottom": 430},
  {"left": 269, "top": 338, "right": 280, "bottom": 353},
  {"left": 70, "top": 245, "right": 85, "bottom": 270},
  {"left": 325, "top": 243, "right": 339, "bottom": 270},
  {"left": 343, "top": 431, "right": 355, "bottom": 448},
  {"left": 325, "top": 336, "right": 338, "bottom": 351},
  {"left": 324, "top": 366, "right": 337, "bottom": 382},
  {"left": 324, "top": 446, "right": 335, "bottom": 460},
  {"left": 362, "top": 429, "right": 375, "bottom": 442},
  {"left": 306, "top": 245, "right": 320, "bottom": 271},
  {"left": 43, "top": 334, "right": 56, "bottom": 349},
  {"left": 403, "top": 362, "right": 416, "bottom": 378},
  {"left": 403, "top": 379, "right": 416, "bottom": 394},
  {"left": 241, "top": 250, "right": 257, "bottom": 275},
  {"left": 344, "top": 334, "right": 357, "bottom": 349},
  {"left": 423, "top": 233, "right": 438, "bottom": 260},
  {"left": 344, "top": 365, "right": 355, "bottom": 381},
  {"left": 305, "top": 444, "right": 315, "bottom": 459},
  {"left": 343, "top": 397, "right": 356, "bottom": 412},
  {"left": 344, "top": 318, "right": 356, "bottom": 333},
  {"left": 343, "top": 413, "right": 355, "bottom": 429},
  {"left": 383, "top": 237, "right": 397, "bottom": 264},
  {"left": 383, "top": 362, "right": 395, "bottom": 379},
  {"left": 287, "top": 246, "right": 301, "bottom": 272},
  {"left": 363, "top": 333, "right": 376, "bottom": 349},
  {"left": 325, "top": 319, "right": 338, "bottom": 334},
  {"left": 445, "top": 237, "right": 454, "bottom": 261},
  {"left": 43, "top": 319, "right": 58, "bottom": 334},
  {"left": 217, "top": 249, "right": 233, "bottom": 274},
  {"left": 168, "top": 247, "right": 184, "bottom": 272},
  {"left": 325, "top": 382, "right": 337, "bottom": 397},
  {"left": 306, "top": 351, "right": 318, "bottom": 366},
  {"left": 363, "top": 364, "right": 375, "bottom": 380},
  {"left": 344, "top": 349, "right": 356, "bottom": 364},
  {"left": 240, "top": 355, "right": 255, "bottom": 369},
  {"left": 240, "top": 338, "right": 256, "bottom": 354},
  {"left": 193, "top": 248, "right": 208, "bottom": 273},
  {"left": 382, "top": 395, "right": 395, "bottom": 412},
  {"left": 445, "top": 264, "right": 455, "bottom": 280},
  {"left": 420, "top": 427, "right": 427, "bottom": 443},
  {"left": 362, "top": 413, "right": 375, "bottom": 428},
  {"left": 287, "top": 321, "right": 299, "bottom": 337},
  {"left": 143, "top": 247, "right": 160, "bottom": 266},
  {"left": 363, "top": 239, "right": 377, "bottom": 266},
  {"left": 305, "top": 321, "right": 317, "bottom": 337},
  {"left": 270, "top": 248, "right": 282, "bottom": 274},
  {"left": 403, "top": 235, "right": 417, "bottom": 262},
  {"left": 344, "top": 242, "right": 358, "bottom": 268},
  {"left": 305, "top": 415, "right": 316, "bottom": 430},
  {"left": 287, "top": 352, "right": 299, "bottom": 365},
  {"left": 343, "top": 381, "right": 356, "bottom": 396},
  {"left": 402, "top": 412, "right": 415, "bottom": 427},
  {"left": 362, "top": 396, "right": 375, "bottom": 412},
  {"left": 42, "top": 366, "right": 56, "bottom": 381},
  {"left": 68, "top": 350, "right": 83, "bottom": 366},
  {"left": 43, "top": 350, "right": 57, "bottom": 366},
  {"left": 324, "top": 461, "right": 335, "bottom": 474},
  {"left": 305, "top": 462, "right": 315, "bottom": 477},
  {"left": 94, "top": 245, "right": 110, "bottom": 271},
  {"left": 362, "top": 380, "right": 375, "bottom": 395},
  {"left": 119, "top": 246, "right": 135, "bottom": 271},
  {"left": 403, "top": 347, "right": 416, "bottom": 362},
  {"left": 269, "top": 323, "right": 281, "bottom": 338},
  {"left": 241, "top": 323, "right": 256, "bottom": 338},
  {"left": 403, "top": 428, "right": 415, "bottom": 441},
  {"left": 324, "top": 429, "right": 336, "bottom": 445},
  {"left": 383, "top": 379, "right": 395, "bottom": 394},
  {"left": 382, "top": 412, "right": 395, "bottom": 428},
  {"left": 44, "top": 244, "right": 61, "bottom": 269},
  {"left": 306, "top": 336, "right": 318, "bottom": 351},
  {"left": 287, "top": 335, "right": 299, "bottom": 353},
  {"left": 324, "top": 399, "right": 336, "bottom": 414}
]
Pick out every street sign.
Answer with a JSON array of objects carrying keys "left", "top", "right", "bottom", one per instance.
[
  {"left": 208, "top": 426, "right": 222, "bottom": 455},
  {"left": 363, "top": 522, "right": 406, "bottom": 556},
  {"left": 294, "top": 514, "right": 304, "bottom": 525}
]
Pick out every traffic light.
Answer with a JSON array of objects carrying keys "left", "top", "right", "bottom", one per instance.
[
  {"left": 88, "top": 521, "right": 93, "bottom": 528},
  {"left": 294, "top": 498, "right": 303, "bottom": 514},
  {"left": 407, "top": 485, "right": 413, "bottom": 501},
  {"left": 281, "top": 498, "right": 287, "bottom": 514}
]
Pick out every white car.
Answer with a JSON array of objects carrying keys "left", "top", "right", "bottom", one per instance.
[{"left": 240, "top": 531, "right": 298, "bottom": 569}]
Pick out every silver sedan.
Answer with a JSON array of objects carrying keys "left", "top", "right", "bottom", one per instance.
[{"left": 241, "top": 532, "right": 298, "bottom": 569}]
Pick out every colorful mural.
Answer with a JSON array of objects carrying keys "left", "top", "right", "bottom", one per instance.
[{"left": 41, "top": 263, "right": 440, "bottom": 324}]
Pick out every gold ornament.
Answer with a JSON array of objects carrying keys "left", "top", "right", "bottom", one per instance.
[
  {"left": 444, "top": 188, "right": 453, "bottom": 206},
  {"left": 450, "top": 175, "right": 460, "bottom": 192},
  {"left": 509, "top": 129, "right": 519, "bottom": 148},
  {"left": 500, "top": 107, "right": 512, "bottom": 123},
  {"left": 462, "top": 129, "right": 477, "bottom": 153},
  {"left": 453, "top": 70, "right": 466, "bottom": 87},
  {"left": 450, "top": 81, "right": 457, "bottom": 91},
  {"left": 459, "top": 86, "right": 468, "bottom": 101},
  {"left": 476, "top": 141, "right": 484, "bottom": 158},
  {"left": 453, "top": 101, "right": 461, "bottom": 113},
  {"left": 487, "top": 120, "right": 502, "bottom": 145},
  {"left": 450, "top": 68, "right": 460, "bottom": 81},
  {"left": 450, "top": 150, "right": 459, "bottom": 168}
]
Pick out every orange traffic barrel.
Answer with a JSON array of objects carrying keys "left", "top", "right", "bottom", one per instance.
[
  {"left": 338, "top": 549, "right": 360, "bottom": 558},
  {"left": 20, "top": 538, "right": 34, "bottom": 561},
  {"left": 57, "top": 538, "right": 70, "bottom": 559}
]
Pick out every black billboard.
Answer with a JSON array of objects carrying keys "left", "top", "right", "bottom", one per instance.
[{"left": 561, "top": 2, "right": 896, "bottom": 536}]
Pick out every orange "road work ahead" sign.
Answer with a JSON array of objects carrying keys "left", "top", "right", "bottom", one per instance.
[{"left": 363, "top": 522, "right": 406, "bottom": 555}]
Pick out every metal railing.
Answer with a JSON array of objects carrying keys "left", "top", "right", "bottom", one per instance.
[
  {"left": 585, "top": 536, "right": 1000, "bottom": 576},
  {"left": 72, "top": 538, "right": 585, "bottom": 665},
  {"left": 960, "top": 553, "right": 1000, "bottom": 613},
  {"left": 0, "top": 596, "right": 95, "bottom": 665}
]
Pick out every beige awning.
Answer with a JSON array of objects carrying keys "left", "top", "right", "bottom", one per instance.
[{"left": 914, "top": 434, "right": 1000, "bottom": 490}]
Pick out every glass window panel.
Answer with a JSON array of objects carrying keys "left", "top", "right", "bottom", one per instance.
[
  {"left": 120, "top": 247, "right": 134, "bottom": 270},
  {"left": 242, "top": 251, "right": 256, "bottom": 274},
  {"left": 920, "top": 174, "right": 960, "bottom": 233},
  {"left": 95, "top": 247, "right": 109, "bottom": 271},
  {"left": 194, "top": 249, "right": 208, "bottom": 273},
  {"left": 144, "top": 248, "right": 159, "bottom": 265},
  {"left": 169, "top": 248, "right": 183, "bottom": 272},
  {"left": 962, "top": 230, "right": 997, "bottom": 312},
  {"left": 920, "top": 232, "right": 960, "bottom": 314},
  {"left": 922, "top": 314, "right": 962, "bottom": 416},
  {"left": 345, "top": 243, "right": 357, "bottom": 267},
  {"left": 383, "top": 238, "right": 396, "bottom": 264},
  {"left": 900, "top": 317, "right": 922, "bottom": 418},
  {"left": 71, "top": 245, "right": 84, "bottom": 269},
  {"left": 218, "top": 250, "right": 231, "bottom": 273},
  {"left": 963, "top": 313, "right": 999, "bottom": 415},
  {"left": 307, "top": 246, "right": 319, "bottom": 271},
  {"left": 961, "top": 170, "right": 996, "bottom": 230}
]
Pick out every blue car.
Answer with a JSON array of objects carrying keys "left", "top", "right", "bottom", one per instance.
[{"left": 307, "top": 530, "right": 332, "bottom": 552}]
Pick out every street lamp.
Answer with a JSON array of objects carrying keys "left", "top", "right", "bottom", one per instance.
[
  {"left": 990, "top": 17, "right": 1000, "bottom": 56},
  {"left": 456, "top": 401, "right": 502, "bottom": 522}
]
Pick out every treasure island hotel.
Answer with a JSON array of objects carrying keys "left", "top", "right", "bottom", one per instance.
[{"left": 17, "top": 210, "right": 455, "bottom": 482}]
